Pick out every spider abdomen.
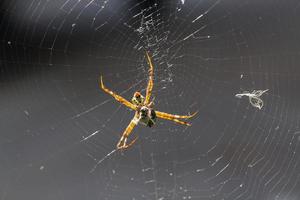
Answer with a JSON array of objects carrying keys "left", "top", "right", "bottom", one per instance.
[{"left": 139, "top": 106, "right": 156, "bottom": 127}]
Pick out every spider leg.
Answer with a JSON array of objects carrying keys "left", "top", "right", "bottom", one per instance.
[
  {"left": 145, "top": 51, "right": 154, "bottom": 105},
  {"left": 117, "top": 114, "right": 139, "bottom": 149},
  {"left": 156, "top": 111, "right": 197, "bottom": 127},
  {"left": 168, "top": 118, "right": 192, "bottom": 126},
  {"left": 156, "top": 111, "right": 198, "bottom": 119},
  {"left": 100, "top": 76, "right": 137, "bottom": 111}
]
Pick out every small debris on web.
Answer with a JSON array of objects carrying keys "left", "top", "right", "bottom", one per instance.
[{"left": 235, "top": 89, "right": 269, "bottom": 109}]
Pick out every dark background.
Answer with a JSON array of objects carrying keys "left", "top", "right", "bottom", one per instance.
[{"left": 1, "top": 0, "right": 300, "bottom": 199}]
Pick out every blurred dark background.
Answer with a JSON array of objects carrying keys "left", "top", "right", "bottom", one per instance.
[{"left": 1, "top": 0, "right": 300, "bottom": 199}]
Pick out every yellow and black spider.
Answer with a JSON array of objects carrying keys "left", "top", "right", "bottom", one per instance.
[{"left": 100, "top": 52, "right": 197, "bottom": 150}]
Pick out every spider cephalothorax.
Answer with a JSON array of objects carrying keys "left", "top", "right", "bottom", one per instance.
[
  {"left": 100, "top": 51, "right": 197, "bottom": 149},
  {"left": 132, "top": 91, "right": 145, "bottom": 106}
]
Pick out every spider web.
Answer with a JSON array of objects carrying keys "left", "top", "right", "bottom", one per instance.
[{"left": 1, "top": 0, "right": 300, "bottom": 200}]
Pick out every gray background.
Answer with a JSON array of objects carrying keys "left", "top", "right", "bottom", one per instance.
[{"left": 1, "top": 0, "right": 300, "bottom": 199}]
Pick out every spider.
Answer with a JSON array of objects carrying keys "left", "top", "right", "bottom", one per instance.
[{"left": 100, "top": 52, "right": 197, "bottom": 150}]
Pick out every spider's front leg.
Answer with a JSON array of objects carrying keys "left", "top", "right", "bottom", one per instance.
[
  {"left": 145, "top": 51, "right": 154, "bottom": 105},
  {"left": 100, "top": 76, "right": 137, "bottom": 111},
  {"left": 117, "top": 113, "right": 139, "bottom": 149}
]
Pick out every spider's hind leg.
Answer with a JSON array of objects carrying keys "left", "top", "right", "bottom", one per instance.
[
  {"left": 147, "top": 120, "right": 155, "bottom": 127},
  {"left": 147, "top": 109, "right": 157, "bottom": 127},
  {"left": 155, "top": 110, "right": 197, "bottom": 126},
  {"left": 150, "top": 109, "right": 157, "bottom": 121}
]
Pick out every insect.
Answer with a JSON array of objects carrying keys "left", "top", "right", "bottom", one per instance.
[
  {"left": 235, "top": 89, "right": 269, "bottom": 110},
  {"left": 100, "top": 52, "right": 197, "bottom": 150}
]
